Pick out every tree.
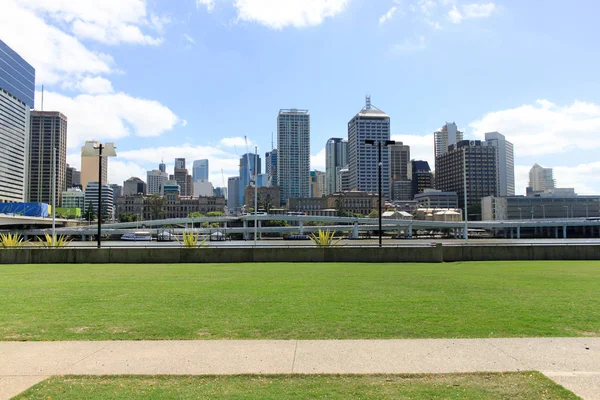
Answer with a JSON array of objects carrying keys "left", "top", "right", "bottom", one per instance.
[
  {"left": 148, "top": 194, "right": 167, "bottom": 220},
  {"left": 368, "top": 209, "right": 379, "bottom": 219},
  {"left": 206, "top": 211, "right": 224, "bottom": 217},
  {"left": 188, "top": 211, "right": 204, "bottom": 218},
  {"left": 83, "top": 201, "right": 96, "bottom": 222},
  {"left": 262, "top": 194, "right": 274, "bottom": 214},
  {"left": 335, "top": 198, "right": 346, "bottom": 217},
  {"left": 119, "top": 213, "right": 139, "bottom": 223}
]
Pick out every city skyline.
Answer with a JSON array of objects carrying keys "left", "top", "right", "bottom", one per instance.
[{"left": 1, "top": 1, "right": 599, "bottom": 195}]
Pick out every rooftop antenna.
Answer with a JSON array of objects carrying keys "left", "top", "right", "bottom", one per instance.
[{"left": 365, "top": 94, "right": 371, "bottom": 110}]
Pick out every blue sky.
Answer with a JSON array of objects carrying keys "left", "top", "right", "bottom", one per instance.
[{"left": 2, "top": 0, "right": 600, "bottom": 194}]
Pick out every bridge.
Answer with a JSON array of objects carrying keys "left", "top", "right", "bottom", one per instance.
[
  {"left": 16, "top": 214, "right": 600, "bottom": 240},
  {"left": 0, "top": 214, "right": 74, "bottom": 227}
]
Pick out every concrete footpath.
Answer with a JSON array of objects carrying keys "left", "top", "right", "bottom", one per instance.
[{"left": 1, "top": 338, "right": 598, "bottom": 399}]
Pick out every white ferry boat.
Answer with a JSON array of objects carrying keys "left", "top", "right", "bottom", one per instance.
[{"left": 120, "top": 231, "right": 153, "bottom": 241}]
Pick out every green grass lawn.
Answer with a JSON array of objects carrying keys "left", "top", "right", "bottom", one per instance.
[
  {"left": 0, "top": 261, "right": 599, "bottom": 340},
  {"left": 13, "top": 373, "right": 579, "bottom": 400}
]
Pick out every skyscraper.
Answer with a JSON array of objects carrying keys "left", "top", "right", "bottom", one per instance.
[
  {"left": 347, "top": 97, "right": 391, "bottom": 199},
  {"left": 147, "top": 169, "right": 169, "bottom": 195},
  {"left": 159, "top": 160, "right": 166, "bottom": 174},
  {"left": 484, "top": 132, "right": 515, "bottom": 196},
  {"left": 239, "top": 152, "right": 261, "bottom": 206},
  {"left": 310, "top": 170, "right": 326, "bottom": 198},
  {"left": 278, "top": 109, "right": 310, "bottom": 205},
  {"left": 265, "top": 149, "right": 278, "bottom": 187},
  {"left": 192, "top": 159, "right": 209, "bottom": 182},
  {"left": 325, "top": 138, "right": 348, "bottom": 195},
  {"left": 389, "top": 142, "right": 410, "bottom": 200},
  {"left": 0, "top": 39, "right": 35, "bottom": 202},
  {"left": 435, "top": 140, "right": 497, "bottom": 211},
  {"left": 175, "top": 158, "right": 186, "bottom": 169},
  {"left": 434, "top": 122, "right": 464, "bottom": 159},
  {"left": 227, "top": 176, "right": 240, "bottom": 212},
  {"left": 528, "top": 164, "right": 555, "bottom": 192},
  {"left": 411, "top": 160, "right": 434, "bottom": 198},
  {"left": 28, "top": 111, "right": 68, "bottom": 205},
  {"left": 81, "top": 141, "right": 108, "bottom": 191}
]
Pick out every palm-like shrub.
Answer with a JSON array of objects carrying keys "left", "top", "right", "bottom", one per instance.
[
  {"left": 0, "top": 233, "right": 29, "bottom": 248},
  {"left": 309, "top": 229, "right": 343, "bottom": 247},
  {"left": 37, "top": 233, "right": 72, "bottom": 248},
  {"left": 177, "top": 232, "right": 209, "bottom": 248}
]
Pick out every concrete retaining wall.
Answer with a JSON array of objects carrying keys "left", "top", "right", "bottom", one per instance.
[{"left": 0, "top": 244, "right": 598, "bottom": 264}]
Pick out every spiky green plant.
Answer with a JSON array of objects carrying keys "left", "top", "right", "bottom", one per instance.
[
  {"left": 0, "top": 233, "right": 29, "bottom": 248},
  {"left": 37, "top": 233, "right": 72, "bottom": 248},
  {"left": 177, "top": 232, "right": 209, "bottom": 248},
  {"left": 309, "top": 229, "right": 343, "bottom": 247}
]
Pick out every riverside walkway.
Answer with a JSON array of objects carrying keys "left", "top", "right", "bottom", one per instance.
[{"left": 1, "top": 338, "right": 598, "bottom": 399}]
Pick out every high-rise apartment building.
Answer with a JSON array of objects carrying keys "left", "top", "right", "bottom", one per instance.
[
  {"left": 484, "top": 132, "right": 515, "bottom": 196},
  {"left": 227, "top": 176, "right": 240, "bottom": 212},
  {"left": 435, "top": 140, "right": 497, "bottom": 211},
  {"left": 0, "top": 39, "right": 35, "bottom": 202},
  {"left": 81, "top": 141, "right": 108, "bottom": 191},
  {"left": 192, "top": 159, "right": 209, "bottom": 182},
  {"left": 278, "top": 109, "right": 310, "bottom": 205},
  {"left": 123, "top": 177, "right": 147, "bottom": 196},
  {"left": 389, "top": 142, "right": 410, "bottom": 200},
  {"left": 411, "top": 160, "right": 434, "bottom": 198},
  {"left": 239, "top": 153, "right": 261, "bottom": 206},
  {"left": 434, "top": 122, "right": 463, "bottom": 159},
  {"left": 28, "top": 111, "right": 68, "bottom": 205},
  {"left": 325, "top": 138, "right": 348, "bottom": 195},
  {"left": 348, "top": 97, "right": 392, "bottom": 199},
  {"left": 265, "top": 149, "right": 278, "bottom": 187},
  {"left": 147, "top": 169, "right": 169, "bottom": 195},
  {"left": 310, "top": 170, "right": 326, "bottom": 198},
  {"left": 528, "top": 163, "right": 555, "bottom": 192}
]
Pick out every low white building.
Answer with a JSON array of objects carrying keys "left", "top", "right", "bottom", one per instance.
[{"left": 193, "top": 180, "right": 214, "bottom": 197}]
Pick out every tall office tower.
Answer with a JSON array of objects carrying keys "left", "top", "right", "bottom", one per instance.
[
  {"left": 159, "top": 160, "right": 166, "bottom": 174},
  {"left": 278, "top": 109, "right": 310, "bottom": 205},
  {"left": 109, "top": 184, "right": 122, "bottom": 199},
  {"left": 227, "top": 176, "right": 240, "bottom": 211},
  {"left": 239, "top": 152, "right": 262, "bottom": 206},
  {"left": 147, "top": 169, "right": 169, "bottom": 195},
  {"left": 72, "top": 170, "right": 81, "bottom": 187},
  {"left": 434, "top": 122, "right": 464, "bottom": 159},
  {"left": 81, "top": 141, "right": 108, "bottom": 191},
  {"left": 310, "top": 170, "right": 326, "bottom": 198},
  {"left": 84, "top": 182, "right": 114, "bottom": 220},
  {"left": 389, "top": 142, "right": 410, "bottom": 200},
  {"left": 325, "top": 138, "right": 348, "bottom": 195},
  {"left": 28, "top": 111, "right": 68, "bottom": 205},
  {"left": 347, "top": 97, "right": 391, "bottom": 199},
  {"left": 528, "top": 163, "right": 555, "bottom": 192},
  {"left": 411, "top": 160, "right": 434, "bottom": 198},
  {"left": 484, "top": 132, "right": 515, "bottom": 196},
  {"left": 123, "top": 177, "right": 147, "bottom": 196},
  {"left": 65, "top": 164, "right": 75, "bottom": 189},
  {"left": 192, "top": 159, "right": 209, "bottom": 182},
  {"left": 175, "top": 158, "right": 186, "bottom": 170},
  {"left": 0, "top": 40, "right": 35, "bottom": 202},
  {"left": 171, "top": 158, "right": 193, "bottom": 196},
  {"left": 436, "top": 140, "right": 497, "bottom": 211},
  {"left": 265, "top": 149, "right": 278, "bottom": 187}
]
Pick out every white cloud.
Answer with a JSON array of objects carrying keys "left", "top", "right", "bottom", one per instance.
[
  {"left": 470, "top": 100, "right": 600, "bottom": 157},
  {"left": 0, "top": 0, "right": 114, "bottom": 85},
  {"left": 391, "top": 134, "right": 434, "bottom": 166},
  {"left": 417, "top": 0, "right": 437, "bottom": 16},
  {"left": 219, "top": 137, "right": 255, "bottom": 148},
  {"left": 184, "top": 34, "right": 196, "bottom": 44},
  {"left": 108, "top": 160, "right": 149, "bottom": 186},
  {"left": 311, "top": 147, "right": 326, "bottom": 170},
  {"left": 39, "top": 90, "right": 180, "bottom": 149},
  {"left": 391, "top": 35, "right": 426, "bottom": 54},
  {"left": 448, "top": 2, "right": 497, "bottom": 24},
  {"left": 379, "top": 6, "right": 397, "bottom": 24},
  {"left": 233, "top": 0, "right": 350, "bottom": 29},
  {"left": 19, "top": 0, "right": 165, "bottom": 46},
  {"left": 66, "top": 76, "right": 115, "bottom": 94},
  {"left": 197, "top": 0, "right": 216, "bottom": 12}
]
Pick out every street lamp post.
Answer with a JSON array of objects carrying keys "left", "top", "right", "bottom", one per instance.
[
  {"left": 82, "top": 142, "right": 117, "bottom": 249},
  {"left": 365, "top": 139, "right": 395, "bottom": 248}
]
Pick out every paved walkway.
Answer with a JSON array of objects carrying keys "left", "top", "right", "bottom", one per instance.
[{"left": 1, "top": 338, "right": 598, "bottom": 399}]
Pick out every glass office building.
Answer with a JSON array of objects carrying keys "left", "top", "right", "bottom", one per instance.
[{"left": 0, "top": 39, "right": 35, "bottom": 202}]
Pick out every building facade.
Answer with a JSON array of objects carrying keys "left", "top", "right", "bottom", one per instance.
[
  {"left": 0, "top": 39, "right": 35, "bottom": 202},
  {"left": 227, "top": 176, "right": 240, "bottom": 212},
  {"left": 192, "top": 159, "right": 209, "bottom": 182},
  {"left": 411, "top": 160, "right": 434, "bottom": 198},
  {"left": 310, "top": 170, "right": 326, "bottom": 198},
  {"left": 325, "top": 138, "right": 348, "bottom": 195},
  {"left": 265, "top": 149, "right": 278, "bottom": 187},
  {"left": 84, "top": 182, "right": 114, "bottom": 220},
  {"left": 389, "top": 142, "right": 410, "bottom": 200},
  {"left": 278, "top": 109, "right": 310, "bottom": 205},
  {"left": 414, "top": 190, "right": 459, "bottom": 209},
  {"left": 171, "top": 165, "right": 193, "bottom": 197},
  {"left": 193, "top": 180, "right": 214, "bottom": 197},
  {"left": 239, "top": 152, "right": 261, "bottom": 206},
  {"left": 123, "top": 177, "right": 147, "bottom": 196},
  {"left": 61, "top": 188, "right": 85, "bottom": 209},
  {"left": 80, "top": 141, "right": 108, "bottom": 191},
  {"left": 244, "top": 186, "right": 281, "bottom": 211},
  {"left": 482, "top": 195, "right": 600, "bottom": 220},
  {"left": 115, "top": 195, "right": 226, "bottom": 220},
  {"left": 434, "top": 122, "right": 463, "bottom": 159},
  {"left": 347, "top": 98, "right": 392, "bottom": 199},
  {"left": 435, "top": 140, "right": 497, "bottom": 211},
  {"left": 528, "top": 163, "right": 555, "bottom": 192},
  {"left": 484, "top": 132, "right": 515, "bottom": 196},
  {"left": 147, "top": 169, "right": 169, "bottom": 195},
  {"left": 288, "top": 191, "right": 380, "bottom": 216},
  {"left": 28, "top": 111, "right": 68, "bottom": 206}
]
